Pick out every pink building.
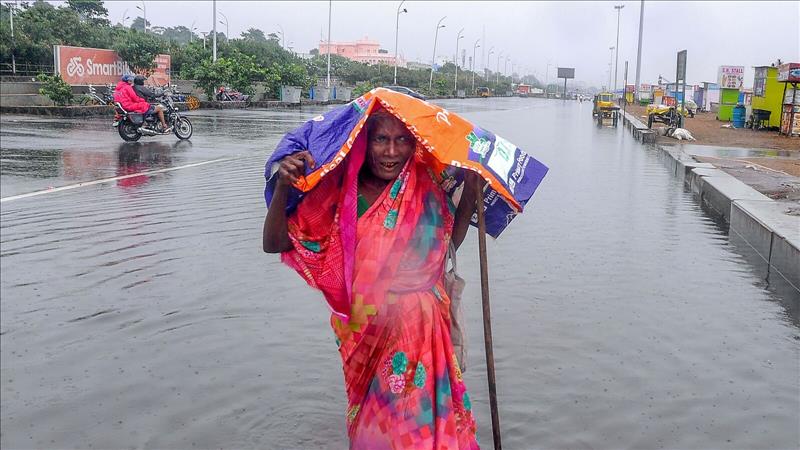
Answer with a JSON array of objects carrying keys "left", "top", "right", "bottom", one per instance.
[{"left": 319, "top": 37, "right": 405, "bottom": 66}]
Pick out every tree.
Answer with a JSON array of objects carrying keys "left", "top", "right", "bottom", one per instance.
[
  {"left": 309, "top": 48, "right": 319, "bottom": 56},
  {"left": 113, "top": 29, "right": 165, "bottom": 73},
  {"left": 66, "top": 0, "right": 108, "bottom": 23},
  {"left": 130, "top": 16, "right": 149, "bottom": 33},
  {"left": 241, "top": 28, "right": 267, "bottom": 43}
]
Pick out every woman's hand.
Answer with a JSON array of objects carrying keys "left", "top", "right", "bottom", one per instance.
[
  {"left": 263, "top": 151, "right": 316, "bottom": 253},
  {"left": 276, "top": 151, "right": 316, "bottom": 187},
  {"left": 452, "top": 169, "right": 483, "bottom": 250}
]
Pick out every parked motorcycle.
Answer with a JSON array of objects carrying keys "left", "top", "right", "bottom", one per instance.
[{"left": 113, "top": 88, "right": 193, "bottom": 142}]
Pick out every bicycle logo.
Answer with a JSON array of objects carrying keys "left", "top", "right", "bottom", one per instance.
[{"left": 66, "top": 57, "right": 84, "bottom": 77}]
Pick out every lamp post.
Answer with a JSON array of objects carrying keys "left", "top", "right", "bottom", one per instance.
[
  {"left": 200, "top": 31, "right": 208, "bottom": 50},
  {"left": 496, "top": 51, "right": 503, "bottom": 86},
  {"left": 393, "top": 0, "right": 407, "bottom": 85},
  {"left": 7, "top": 0, "right": 15, "bottom": 74},
  {"left": 429, "top": 16, "right": 446, "bottom": 91},
  {"left": 219, "top": 11, "right": 229, "bottom": 41},
  {"left": 136, "top": 1, "right": 146, "bottom": 33},
  {"left": 634, "top": 0, "right": 644, "bottom": 101},
  {"left": 613, "top": 4, "right": 625, "bottom": 94},
  {"left": 190, "top": 20, "right": 196, "bottom": 42},
  {"left": 485, "top": 46, "right": 494, "bottom": 80},
  {"left": 545, "top": 61, "right": 551, "bottom": 97},
  {"left": 454, "top": 28, "right": 464, "bottom": 95},
  {"left": 212, "top": 0, "right": 217, "bottom": 61},
  {"left": 608, "top": 46, "right": 615, "bottom": 91},
  {"left": 326, "top": 0, "right": 331, "bottom": 88},
  {"left": 471, "top": 39, "right": 480, "bottom": 95}
]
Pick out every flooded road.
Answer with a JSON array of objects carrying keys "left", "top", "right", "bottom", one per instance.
[{"left": 1, "top": 99, "right": 798, "bottom": 449}]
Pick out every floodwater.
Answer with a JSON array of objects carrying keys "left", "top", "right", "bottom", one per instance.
[{"left": 1, "top": 99, "right": 798, "bottom": 450}]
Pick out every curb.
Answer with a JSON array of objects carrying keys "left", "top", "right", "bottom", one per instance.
[
  {"left": 621, "top": 111, "right": 799, "bottom": 300},
  {"left": 0, "top": 105, "right": 114, "bottom": 116}
]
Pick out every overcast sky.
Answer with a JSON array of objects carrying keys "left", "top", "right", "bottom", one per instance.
[{"left": 81, "top": 1, "right": 800, "bottom": 88}]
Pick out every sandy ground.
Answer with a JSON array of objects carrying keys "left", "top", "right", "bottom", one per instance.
[
  {"left": 625, "top": 104, "right": 800, "bottom": 152},
  {"left": 624, "top": 103, "right": 799, "bottom": 203}
]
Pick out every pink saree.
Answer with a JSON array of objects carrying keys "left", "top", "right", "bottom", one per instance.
[{"left": 281, "top": 132, "right": 480, "bottom": 449}]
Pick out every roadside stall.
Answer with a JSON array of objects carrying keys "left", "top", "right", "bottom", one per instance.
[
  {"left": 777, "top": 62, "right": 800, "bottom": 136},
  {"left": 717, "top": 65, "right": 743, "bottom": 121},
  {"left": 750, "top": 65, "right": 783, "bottom": 128}
]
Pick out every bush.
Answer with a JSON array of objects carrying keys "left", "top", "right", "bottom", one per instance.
[
  {"left": 352, "top": 81, "right": 375, "bottom": 98},
  {"left": 37, "top": 73, "right": 74, "bottom": 105}
]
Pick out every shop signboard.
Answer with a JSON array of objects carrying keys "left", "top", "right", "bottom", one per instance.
[
  {"left": 54, "top": 45, "right": 170, "bottom": 86},
  {"left": 718, "top": 65, "right": 744, "bottom": 89},
  {"left": 777, "top": 63, "right": 800, "bottom": 82}
]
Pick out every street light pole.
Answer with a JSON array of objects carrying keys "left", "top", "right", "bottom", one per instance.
[
  {"left": 485, "top": 46, "right": 494, "bottom": 80},
  {"left": 393, "top": 0, "right": 407, "bottom": 85},
  {"left": 545, "top": 61, "right": 551, "bottom": 97},
  {"left": 8, "top": 0, "right": 16, "bottom": 74},
  {"left": 140, "top": 1, "right": 147, "bottom": 32},
  {"left": 326, "top": 0, "right": 332, "bottom": 88},
  {"left": 190, "top": 20, "right": 196, "bottom": 42},
  {"left": 496, "top": 51, "right": 503, "bottom": 86},
  {"left": 200, "top": 31, "right": 208, "bottom": 50},
  {"left": 454, "top": 28, "right": 464, "bottom": 95},
  {"left": 212, "top": 0, "right": 217, "bottom": 61},
  {"left": 471, "top": 39, "right": 480, "bottom": 95},
  {"left": 429, "top": 16, "right": 446, "bottom": 91},
  {"left": 219, "top": 11, "right": 229, "bottom": 41},
  {"left": 608, "top": 46, "right": 615, "bottom": 90},
  {"left": 613, "top": 4, "right": 625, "bottom": 95},
  {"left": 277, "top": 23, "right": 285, "bottom": 48},
  {"left": 634, "top": 0, "right": 644, "bottom": 101}
]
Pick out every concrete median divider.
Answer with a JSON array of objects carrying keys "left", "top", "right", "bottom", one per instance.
[
  {"left": 621, "top": 110, "right": 799, "bottom": 300},
  {"left": 622, "top": 110, "right": 656, "bottom": 143}
]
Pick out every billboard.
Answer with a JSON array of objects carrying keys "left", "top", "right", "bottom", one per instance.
[
  {"left": 777, "top": 63, "right": 800, "bottom": 83},
  {"left": 54, "top": 45, "right": 170, "bottom": 86},
  {"left": 557, "top": 67, "right": 575, "bottom": 79},
  {"left": 717, "top": 65, "right": 744, "bottom": 89}
]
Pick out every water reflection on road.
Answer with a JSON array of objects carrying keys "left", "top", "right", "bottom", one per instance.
[{"left": 1, "top": 99, "right": 798, "bottom": 449}]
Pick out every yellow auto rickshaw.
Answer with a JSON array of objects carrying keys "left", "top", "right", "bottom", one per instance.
[{"left": 592, "top": 92, "right": 620, "bottom": 127}]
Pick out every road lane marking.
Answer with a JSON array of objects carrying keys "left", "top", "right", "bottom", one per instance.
[{"left": 1, "top": 157, "right": 240, "bottom": 203}]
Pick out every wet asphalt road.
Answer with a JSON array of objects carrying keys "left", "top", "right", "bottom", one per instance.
[{"left": 1, "top": 99, "right": 798, "bottom": 449}]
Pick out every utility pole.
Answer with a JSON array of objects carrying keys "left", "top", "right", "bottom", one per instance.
[
  {"left": 8, "top": 0, "right": 16, "bottom": 74},
  {"left": 634, "top": 0, "right": 644, "bottom": 101},
  {"left": 429, "top": 16, "right": 446, "bottom": 91},
  {"left": 393, "top": 0, "right": 407, "bottom": 85},
  {"left": 212, "top": 0, "right": 217, "bottom": 62},
  {"left": 471, "top": 39, "right": 480, "bottom": 95},
  {"left": 454, "top": 28, "right": 464, "bottom": 95},
  {"left": 326, "top": 0, "right": 332, "bottom": 88},
  {"left": 613, "top": 4, "right": 625, "bottom": 95},
  {"left": 496, "top": 51, "right": 503, "bottom": 86}
]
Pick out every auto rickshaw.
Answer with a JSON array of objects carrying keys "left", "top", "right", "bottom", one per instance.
[
  {"left": 477, "top": 87, "right": 490, "bottom": 98},
  {"left": 592, "top": 92, "right": 620, "bottom": 127}
]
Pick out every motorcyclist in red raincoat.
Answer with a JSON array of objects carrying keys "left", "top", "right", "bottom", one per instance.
[{"left": 113, "top": 74, "right": 171, "bottom": 133}]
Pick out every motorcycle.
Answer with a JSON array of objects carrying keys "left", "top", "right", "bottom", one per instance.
[{"left": 113, "top": 87, "right": 193, "bottom": 142}]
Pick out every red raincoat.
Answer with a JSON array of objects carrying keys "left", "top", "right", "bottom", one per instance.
[{"left": 113, "top": 81, "right": 150, "bottom": 113}]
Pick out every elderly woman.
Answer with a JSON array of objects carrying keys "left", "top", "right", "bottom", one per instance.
[{"left": 264, "top": 108, "right": 481, "bottom": 449}]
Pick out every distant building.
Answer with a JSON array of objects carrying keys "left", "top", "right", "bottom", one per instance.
[{"left": 318, "top": 37, "right": 405, "bottom": 66}]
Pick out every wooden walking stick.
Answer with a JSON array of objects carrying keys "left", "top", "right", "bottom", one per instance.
[{"left": 475, "top": 175, "right": 502, "bottom": 450}]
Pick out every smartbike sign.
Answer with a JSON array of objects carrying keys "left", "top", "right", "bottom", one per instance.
[{"left": 54, "top": 45, "right": 170, "bottom": 86}]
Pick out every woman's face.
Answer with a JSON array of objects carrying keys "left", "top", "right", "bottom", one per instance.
[{"left": 365, "top": 115, "right": 416, "bottom": 181}]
